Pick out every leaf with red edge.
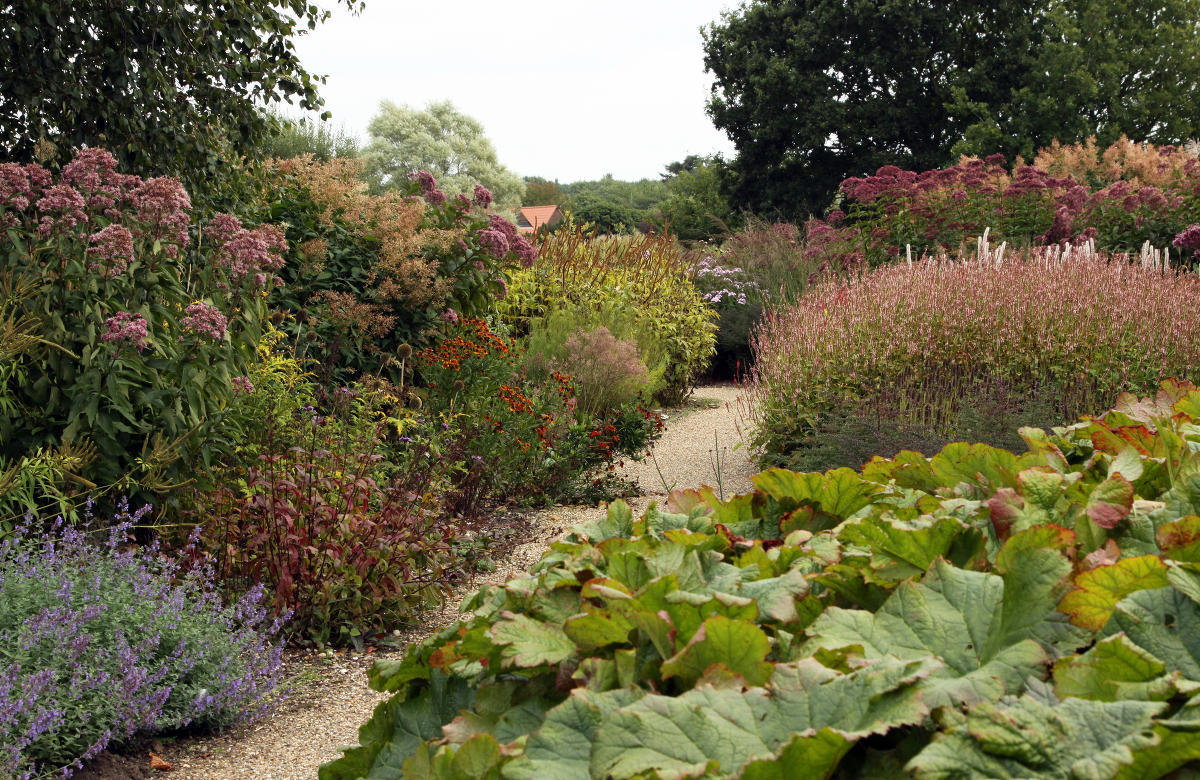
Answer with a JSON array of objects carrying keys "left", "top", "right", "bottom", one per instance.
[
  {"left": 1059, "top": 555, "right": 1171, "bottom": 631},
  {"left": 1157, "top": 515, "right": 1200, "bottom": 562},
  {"left": 1086, "top": 473, "right": 1134, "bottom": 529}
]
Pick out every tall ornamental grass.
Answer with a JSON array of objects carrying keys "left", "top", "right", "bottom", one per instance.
[{"left": 750, "top": 242, "right": 1200, "bottom": 467}]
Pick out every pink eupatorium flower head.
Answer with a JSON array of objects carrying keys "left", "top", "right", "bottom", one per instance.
[
  {"left": 87, "top": 224, "right": 134, "bottom": 277},
  {"left": 473, "top": 184, "right": 493, "bottom": 209},
  {"left": 232, "top": 376, "right": 255, "bottom": 394},
  {"left": 205, "top": 213, "right": 244, "bottom": 247},
  {"left": 441, "top": 308, "right": 460, "bottom": 324},
  {"left": 476, "top": 227, "right": 509, "bottom": 258},
  {"left": 132, "top": 177, "right": 191, "bottom": 254},
  {"left": 100, "top": 311, "right": 150, "bottom": 353},
  {"left": 1174, "top": 224, "right": 1200, "bottom": 256},
  {"left": 181, "top": 301, "right": 228, "bottom": 340},
  {"left": 213, "top": 223, "right": 286, "bottom": 286},
  {"left": 512, "top": 235, "right": 537, "bottom": 267},
  {"left": 408, "top": 170, "right": 438, "bottom": 196},
  {"left": 36, "top": 184, "right": 88, "bottom": 236},
  {"left": 62, "top": 148, "right": 120, "bottom": 193}
]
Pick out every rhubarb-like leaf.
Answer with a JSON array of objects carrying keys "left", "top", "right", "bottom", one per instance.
[
  {"left": 1052, "top": 634, "right": 1188, "bottom": 702},
  {"left": 660, "top": 614, "right": 773, "bottom": 686},
  {"left": 907, "top": 696, "right": 1165, "bottom": 779},
  {"left": 1087, "top": 473, "right": 1135, "bottom": 529},
  {"left": 502, "top": 688, "right": 644, "bottom": 780},
  {"left": 488, "top": 613, "right": 576, "bottom": 668},
  {"left": 1058, "top": 555, "right": 1170, "bottom": 630},
  {"left": 1157, "top": 515, "right": 1200, "bottom": 562},
  {"left": 591, "top": 656, "right": 930, "bottom": 779},
  {"left": 319, "top": 672, "right": 474, "bottom": 780},
  {"left": 837, "top": 513, "right": 971, "bottom": 572},
  {"left": 804, "top": 560, "right": 1052, "bottom": 708},
  {"left": 1104, "top": 585, "right": 1200, "bottom": 680}
]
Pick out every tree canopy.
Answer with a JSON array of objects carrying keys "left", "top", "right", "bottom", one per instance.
[
  {"left": 363, "top": 100, "right": 524, "bottom": 212},
  {"left": 0, "top": 1, "right": 362, "bottom": 205},
  {"left": 703, "top": 0, "right": 1200, "bottom": 219}
]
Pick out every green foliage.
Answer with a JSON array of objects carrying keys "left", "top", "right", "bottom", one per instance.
[
  {"left": 364, "top": 100, "right": 525, "bottom": 212},
  {"left": 659, "top": 156, "right": 738, "bottom": 243},
  {"left": 522, "top": 178, "right": 570, "bottom": 209},
  {"left": 261, "top": 157, "right": 530, "bottom": 386},
  {"left": 0, "top": 150, "right": 273, "bottom": 513},
  {"left": 703, "top": 0, "right": 1200, "bottom": 219},
  {"left": 0, "top": 1, "right": 362, "bottom": 211},
  {"left": 261, "top": 111, "right": 361, "bottom": 162},
  {"left": 499, "top": 227, "right": 717, "bottom": 406},
  {"left": 569, "top": 196, "right": 640, "bottom": 235},
  {"left": 323, "top": 382, "right": 1200, "bottom": 778}
]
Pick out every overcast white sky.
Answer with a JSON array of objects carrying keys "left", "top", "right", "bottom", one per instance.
[{"left": 289, "top": 0, "right": 739, "bottom": 183}]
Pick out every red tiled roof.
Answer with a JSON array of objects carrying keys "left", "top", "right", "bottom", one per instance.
[{"left": 517, "top": 205, "right": 562, "bottom": 233}]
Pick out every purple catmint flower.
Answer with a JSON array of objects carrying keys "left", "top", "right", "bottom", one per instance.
[
  {"left": 181, "top": 301, "right": 228, "bottom": 340},
  {"left": 100, "top": 312, "right": 150, "bottom": 353},
  {"left": 476, "top": 227, "right": 509, "bottom": 258},
  {"left": 473, "top": 184, "right": 493, "bottom": 209},
  {"left": 87, "top": 224, "right": 134, "bottom": 277}
]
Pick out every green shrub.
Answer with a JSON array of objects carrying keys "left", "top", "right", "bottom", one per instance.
[
  {"left": 261, "top": 159, "right": 534, "bottom": 386},
  {"left": 500, "top": 226, "right": 716, "bottom": 405},
  {"left": 324, "top": 381, "right": 1200, "bottom": 779},
  {"left": 0, "top": 149, "right": 275, "bottom": 515}
]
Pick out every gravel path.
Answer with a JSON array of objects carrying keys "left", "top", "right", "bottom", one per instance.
[{"left": 117, "top": 383, "right": 756, "bottom": 780}]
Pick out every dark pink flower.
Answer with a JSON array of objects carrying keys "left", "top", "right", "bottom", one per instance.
[
  {"left": 87, "top": 224, "right": 134, "bottom": 277},
  {"left": 512, "top": 235, "right": 537, "bottom": 267},
  {"left": 473, "top": 184, "right": 493, "bottom": 209},
  {"left": 476, "top": 226, "right": 509, "bottom": 258},
  {"left": 181, "top": 301, "right": 228, "bottom": 340},
  {"left": 100, "top": 311, "right": 149, "bottom": 352}
]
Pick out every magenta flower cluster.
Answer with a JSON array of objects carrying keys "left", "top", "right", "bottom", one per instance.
[
  {"left": 408, "top": 169, "right": 446, "bottom": 206},
  {"left": 1173, "top": 224, "right": 1200, "bottom": 256},
  {"left": 232, "top": 375, "right": 255, "bottom": 394},
  {"left": 206, "top": 213, "right": 286, "bottom": 287},
  {"left": 482, "top": 213, "right": 537, "bottom": 266},
  {"left": 182, "top": 301, "right": 228, "bottom": 340},
  {"left": 86, "top": 224, "right": 134, "bottom": 277},
  {"left": 100, "top": 311, "right": 149, "bottom": 353}
]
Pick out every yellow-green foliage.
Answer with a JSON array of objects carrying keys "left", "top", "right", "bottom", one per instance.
[{"left": 501, "top": 228, "right": 716, "bottom": 405}]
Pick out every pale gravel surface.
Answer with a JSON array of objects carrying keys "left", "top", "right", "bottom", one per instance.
[{"left": 149, "top": 383, "right": 756, "bottom": 780}]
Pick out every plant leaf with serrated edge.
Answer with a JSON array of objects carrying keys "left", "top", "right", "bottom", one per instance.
[
  {"left": 1105, "top": 585, "right": 1200, "bottom": 680},
  {"left": 502, "top": 688, "right": 645, "bottom": 780},
  {"left": 1058, "top": 555, "right": 1170, "bottom": 630},
  {"left": 488, "top": 613, "right": 576, "bottom": 668},
  {"left": 736, "top": 729, "right": 852, "bottom": 780},
  {"left": 1053, "top": 633, "right": 1197, "bottom": 703},
  {"left": 319, "top": 672, "right": 474, "bottom": 780},
  {"left": 838, "top": 513, "right": 968, "bottom": 571},
  {"left": 907, "top": 696, "right": 1165, "bottom": 780},
  {"left": 1157, "top": 515, "right": 1200, "bottom": 562},
  {"left": 1111, "top": 699, "right": 1200, "bottom": 780},
  {"left": 804, "top": 560, "right": 1050, "bottom": 709},
  {"left": 660, "top": 614, "right": 773, "bottom": 686},
  {"left": 591, "top": 656, "right": 931, "bottom": 779},
  {"left": 1087, "top": 473, "right": 1134, "bottom": 529}
]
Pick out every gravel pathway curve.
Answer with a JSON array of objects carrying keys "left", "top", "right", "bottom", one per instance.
[{"left": 130, "top": 383, "right": 756, "bottom": 780}]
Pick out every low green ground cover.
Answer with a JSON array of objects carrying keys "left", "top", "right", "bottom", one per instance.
[{"left": 324, "top": 381, "right": 1200, "bottom": 779}]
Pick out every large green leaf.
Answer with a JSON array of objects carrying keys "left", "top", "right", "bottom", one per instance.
[
  {"left": 590, "top": 656, "right": 930, "bottom": 779},
  {"left": 1058, "top": 556, "right": 1170, "bottom": 631},
  {"left": 488, "top": 613, "right": 576, "bottom": 668},
  {"left": 660, "top": 614, "right": 773, "bottom": 686},
  {"left": 804, "top": 560, "right": 1053, "bottom": 708},
  {"left": 502, "top": 689, "right": 644, "bottom": 780},
  {"left": 907, "top": 696, "right": 1166, "bottom": 779},
  {"left": 1104, "top": 585, "right": 1200, "bottom": 680},
  {"left": 1052, "top": 634, "right": 1192, "bottom": 702},
  {"left": 319, "top": 673, "right": 475, "bottom": 780}
]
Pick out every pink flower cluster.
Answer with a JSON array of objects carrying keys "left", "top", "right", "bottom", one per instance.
[
  {"left": 206, "top": 213, "right": 286, "bottom": 287},
  {"left": 100, "top": 311, "right": 150, "bottom": 352},
  {"left": 476, "top": 226, "right": 510, "bottom": 258},
  {"left": 1174, "top": 224, "right": 1200, "bottom": 256},
  {"left": 231, "top": 376, "right": 255, "bottom": 394},
  {"left": 133, "top": 178, "right": 191, "bottom": 255},
  {"left": 87, "top": 224, "right": 134, "bottom": 277},
  {"left": 472, "top": 184, "right": 493, "bottom": 209},
  {"left": 484, "top": 213, "right": 536, "bottom": 267},
  {"left": 182, "top": 301, "right": 228, "bottom": 340},
  {"left": 409, "top": 169, "right": 446, "bottom": 206}
]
